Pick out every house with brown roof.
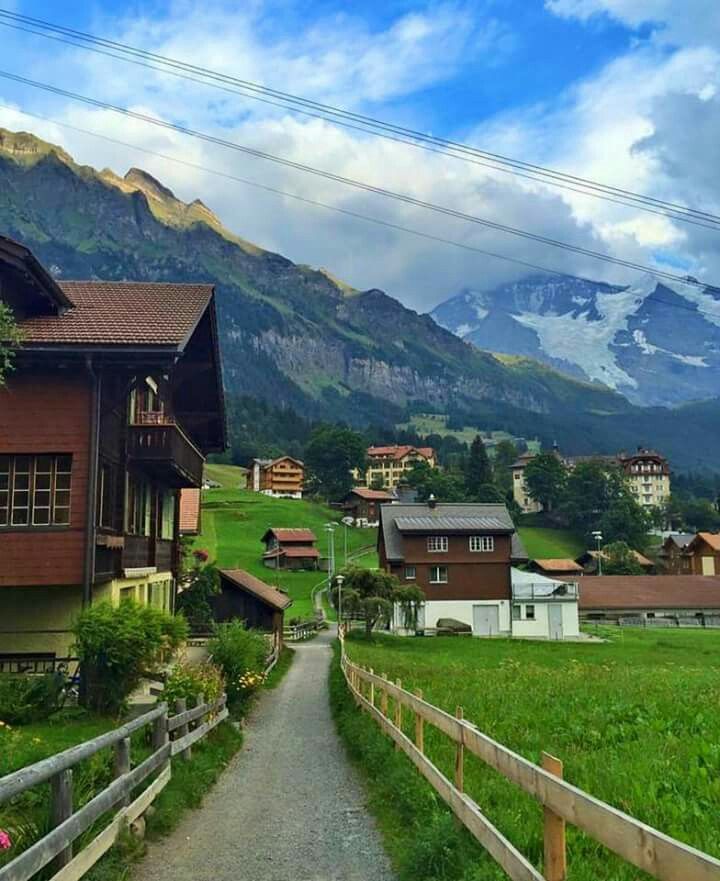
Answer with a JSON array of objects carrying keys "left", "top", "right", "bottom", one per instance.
[
  {"left": 576, "top": 549, "right": 654, "bottom": 575},
  {"left": 214, "top": 569, "right": 292, "bottom": 648},
  {"left": 340, "top": 487, "right": 394, "bottom": 525},
  {"left": 0, "top": 237, "right": 225, "bottom": 658},
  {"left": 251, "top": 456, "right": 304, "bottom": 499},
  {"left": 261, "top": 527, "right": 320, "bottom": 570},
  {"left": 527, "top": 558, "right": 584, "bottom": 577},
  {"left": 658, "top": 533, "right": 696, "bottom": 575},
  {"left": 355, "top": 444, "right": 436, "bottom": 490},
  {"left": 178, "top": 488, "right": 202, "bottom": 535},
  {"left": 685, "top": 533, "right": 720, "bottom": 576},
  {"left": 575, "top": 575, "right": 720, "bottom": 625}
]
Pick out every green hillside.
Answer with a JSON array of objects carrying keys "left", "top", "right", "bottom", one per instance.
[
  {"left": 204, "top": 463, "right": 248, "bottom": 489},
  {"left": 517, "top": 527, "right": 585, "bottom": 560},
  {"left": 194, "top": 488, "right": 378, "bottom": 620}
]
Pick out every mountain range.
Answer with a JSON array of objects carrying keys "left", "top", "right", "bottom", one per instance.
[
  {"left": 0, "top": 127, "right": 718, "bottom": 471},
  {"left": 431, "top": 274, "right": 720, "bottom": 407}
]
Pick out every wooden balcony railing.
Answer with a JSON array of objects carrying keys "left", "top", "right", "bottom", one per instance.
[{"left": 128, "top": 417, "right": 204, "bottom": 487}]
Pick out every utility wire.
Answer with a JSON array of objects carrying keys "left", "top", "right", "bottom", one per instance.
[
  {"left": 0, "top": 69, "right": 716, "bottom": 295},
  {"left": 1, "top": 8, "right": 720, "bottom": 232},
  {"left": 2, "top": 101, "right": 718, "bottom": 322}
]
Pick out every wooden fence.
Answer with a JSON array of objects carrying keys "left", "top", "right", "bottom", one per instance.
[
  {"left": 340, "top": 637, "right": 720, "bottom": 881},
  {"left": 0, "top": 694, "right": 228, "bottom": 881}
]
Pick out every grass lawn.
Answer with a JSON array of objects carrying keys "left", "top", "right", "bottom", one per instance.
[
  {"left": 194, "top": 488, "right": 377, "bottom": 621},
  {"left": 341, "top": 628, "right": 720, "bottom": 881},
  {"left": 517, "top": 526, "right": 585, "bottom": 559},
  {"left": 204, "top": 462, "right": 248, "bottom": 489}
]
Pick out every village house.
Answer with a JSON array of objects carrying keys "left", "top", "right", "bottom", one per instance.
[
  {"left": 511, "top": 446, "right": 671, "bottom": 514},
  {"left": 261, "top": 527, "right": 320, "bottom": 570},
  {"left": 527, "top": 558, "right": 584, "bottom": 578},
  {"left": 213, "top": 569, "right": 292, "bottom": 649},
  {"left": 251, "top": 456, "right": 304, "bottom": 498},
  {"left": 340, "top": 486, "right": 394, "bottom": 525},
  {"left": 574, "top": 575, "right": 720, "bottom": 625},
  {"left": 685, "top": 533, "right": 720, "bottom": 576},
  {"left": 0, "top": 237, "right": 225, "bottom": 659},
  {"left": 378, "top": 499, "right": 578, "bottom": 639},
  {"left": 658, "top": 533, "right": 696, "bottom": 574},
  {"left": 355, "top": 444, "right": 436, "bottom": 490},
  {"left": 576, "top": 549, "right": 654, "bottom": 575}
]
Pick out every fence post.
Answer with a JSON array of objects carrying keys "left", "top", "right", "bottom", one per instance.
[
  {"left": 369, "top": 668, "right": 375, "bottom": 707},
  {"left": 175, "top": 697, "right": 191, "bottom": 761},
  {"left": 114, "top": 736, "right": 131, "bottom": 807},
  {"left": 152, "top": 704, "right": 169, "bottom": 769},
  {"left": 50, "top": 768, "right": 73, "bottom": 869},
  {"left": 414, "top": 688, "right": 424, "bottom": 754},
  {"left": 394, "top": 678, "right": 403, "bottom": 746},
  {"left": 380, "top": 674, "right": 388, "bottom": 717},
  {"left": 455, "top": 707, "right": 464, "bottom": 793},
  {"left": 542, "top": 752, "right": 567, "bottom": 881}
]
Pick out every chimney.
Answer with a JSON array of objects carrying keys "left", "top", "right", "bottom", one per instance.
[{"left": 428, "top": 493, "right": 437, "bottom": 509}]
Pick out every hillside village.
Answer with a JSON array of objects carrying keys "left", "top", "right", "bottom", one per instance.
[{"left": 2, "top": 4, "right": 720, "bottom": 877}]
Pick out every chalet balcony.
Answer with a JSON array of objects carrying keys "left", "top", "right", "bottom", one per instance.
[
  {"left": 512, "top": 581, "right": 579, "bottom": 601},
  {"left": 128, "top": 413, "right": 204, "bottom": 488}
]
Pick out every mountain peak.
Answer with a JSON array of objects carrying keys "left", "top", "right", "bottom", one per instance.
[
  {"left": 0, "top": 127, "right": 74, "bottom": 167},
  {"left": 124, "top": 167, "right": 178, "bottom": 203}
]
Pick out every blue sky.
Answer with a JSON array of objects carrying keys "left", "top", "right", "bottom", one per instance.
[{"left": 1, "top": 0, "right": 719, "bottom": 309}]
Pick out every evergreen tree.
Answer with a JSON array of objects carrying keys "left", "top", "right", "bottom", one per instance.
[
  {"left": 465, "top": 435, "right": 494, "bottom": 499},
  {"left": 524, "top": 452, "right": 566, "bottom": 512}
]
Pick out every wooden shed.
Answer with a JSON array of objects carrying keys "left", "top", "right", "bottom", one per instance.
[{"left": 214, "top": 569, "right": 293, "bottom": 646}]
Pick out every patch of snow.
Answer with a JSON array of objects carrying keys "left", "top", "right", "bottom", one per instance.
[
  {"left": 472, "top": 304, "right": 489, "bottom": 321},
  {"left": 455, "top": 323, "right": 474, "bottom": 337},
  {"left": 657, "top": 278, "right": 720, "bottom": 328},
  {"left": 571, "top": 296, "right": 588, "bottom": 306},
  {"left": 632, "top": 329, "right": 707, "bottom": 366}
]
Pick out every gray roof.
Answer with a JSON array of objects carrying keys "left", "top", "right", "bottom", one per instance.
[
  {"left": 666, "top": 533, "right": 696, "bottom": 549},
  {"left": 511, "top": 533, "right": 528, "bottom": 562},
  {"left": 380, "top": 503, "right": 515, "bottom": 561}
]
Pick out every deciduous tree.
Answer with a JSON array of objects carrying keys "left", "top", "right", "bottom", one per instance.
[
  {"left": 524, "top": 452, "right": 566, "bottom": 512},
  {"left": 331, "top": 566, "right": 424, "bottom": 636},
  {"left": 0, "top": 303, "right": 21, "bottom": 386},
  {"left": 601, "top": 541, "right": 644, "bottom": 575},
  {"left": 304, "top": 425, "right": 367, "bottom": 500}
]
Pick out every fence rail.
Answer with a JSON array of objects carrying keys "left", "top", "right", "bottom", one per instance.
[
  {"left": 340, "top": 634, "right": 720, "bottom": 881},
  {"left": 0, "top": 694, "right": 228, "bottom": 881}
]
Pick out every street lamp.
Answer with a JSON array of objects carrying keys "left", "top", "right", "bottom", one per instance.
[
  {"left": 341, "top": 516, "right": 354, "bottom": 566},
  {"left": 336, "top": 574, "right": 345, "bottom": 635},
  {"left": 324, "top": 522, "right": 337, "bottom": 601},
  {"left": 591, "top": 530, "right": 603, "bottom": 576}
]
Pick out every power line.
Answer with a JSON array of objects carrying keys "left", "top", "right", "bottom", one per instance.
[
  {"left": 2, "top": 101, "right": 718, "bottom": 323},
  {"left": 0, "top": 69, "right": 716, "bottom": 295},
  {"left": 1, "top": 8, "right": 720, "bottom": 232}
]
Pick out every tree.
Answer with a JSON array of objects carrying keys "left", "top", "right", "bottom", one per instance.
[
  {"left": 524, "top": 452, "right": 566, "bottom": 512},
  {"left": 601, "top": 541, "right": 644, "bottom": 575},
  {"left": 0, "top": 303, "right": 21, "bottom": 386},
  {"left": 406, "top": 460, "right": 466, "bottom": 502},
  {"left": 493, "top": 439, "right": 518, "bottom": 493},
  {"left": 304, "top": 425, "right": 367, "bottom": 500},
  {"left": 563, "top": 460, "right": 650, "bottom": 547},
  {"left": 465, "top": 435, "right": 494, "bottom": 499},
  {"left": 331, "top": 566, "right": 424, "bottom": 636},
  {"left": 672, "top": 494, "right": 720, "bottom": 532},
  {"left": 175, "top": 559, "right": 220, "bottom": 629}
]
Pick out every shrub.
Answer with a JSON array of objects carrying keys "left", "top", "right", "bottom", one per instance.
[
  {"left": 73, "top": 601, "right": 188, "bottom": 715},
  {"left": 163, "top": 661, "right": 224, "bottom": 709},
  {"left": 0, "top": 673, "right": 66, "bottom": 725},
  {"left": 175, "top": 563, "right": 219, "bottom": 630},
  {"left": 208, "top": 621, "right": 268, "bottom": 708}
]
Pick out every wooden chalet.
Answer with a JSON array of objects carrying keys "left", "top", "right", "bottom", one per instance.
[
  {"left": 261, "top": 528, "right": 319, "bottom": 570},
  {"left": 0, "top": 237, "right": 225, "bottom": 658},
  {"left": 685, "top": 533, "right": 720, "bottom": 576},
  {"left": 250, "top": 456, "right": 304, "bottom": 498},
  {"left": 214, "top": 569, "right": 292, "bottom": 646},
  {"left": 658, "top": 533, "right": 695, "bottom": 574},
  {"left": 576, "top": 549, "right": 654, "bottom": 575},
  {"left": 341, "top": 487, "right": 394, "bottom": 524}
]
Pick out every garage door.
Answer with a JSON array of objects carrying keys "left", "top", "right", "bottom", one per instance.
[{"left": 472, "top": 604, "right": 499, "bottom": 636}]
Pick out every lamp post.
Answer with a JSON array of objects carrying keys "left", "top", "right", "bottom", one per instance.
[
  {"left": 341, "top": 516, "right": 354, "bottom": 566},
  {"left": 324, "top": 522, "right": 337, "bottom": 601},
  {"left": 336, "top": 574, "right": 345, "bottom": 635},
  {"left": 592, "top": 530, "right": 603, "bottom": 576}
]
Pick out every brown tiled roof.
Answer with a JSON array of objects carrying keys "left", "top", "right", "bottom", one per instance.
[
  {"left": 582, "top": 549, "right": 654, "bottom": 568},
  {"left": 696, "top": 533, "right": 720, "bottom": 552},
  {"left": 178, "top": 489, "right": 201, "bottom": 534},
  {"left": 532, "top": 558, "right": 583, "bottom": 573},
  {"left": 263, "top": 528, "right": 317, "bottom": 543},
  {"left": 278, "top": 546, "right": 320, "bottom": 559},
  {"left": 219, "top": 569, "right": 292, "bottom": 611},
  {"left": 573, "top": 575, "right": 720, "bottom": 609},
  {"left": 350, "top": 487, "right": 394, "bottom": 500},
  {"left": 18, "top": 280, "right": 213, "bottom": 347},
  {"left": 367, "top": 444, "right": 434, "bottom": 461}
]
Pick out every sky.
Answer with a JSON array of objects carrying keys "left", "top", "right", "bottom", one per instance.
[{"left": 0, "top": 0, "right": 719, "bottom": 312}]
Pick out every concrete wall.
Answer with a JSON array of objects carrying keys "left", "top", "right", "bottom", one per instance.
[
  {"left": 512, "top": 601, "right": 580, "bottom": 639},
  {"left": 394, "top": 599, "right": 511, "bottom": 636},
  {"left": 1, "top": 585, "right": 83, "bottom": 655}
]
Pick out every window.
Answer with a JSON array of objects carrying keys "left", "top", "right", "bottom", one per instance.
[
  {"left": 98, "top": 463, "right": 116, "bottom": 529},
  {"left": 469, "top": 535, "right": 494, "bottom": 553},
  {"left": 127, "top": 475, "right": 152, "bottom": 536},
  {"left": 512, "top": 604, "right": 521, "bottom": 621},
  {"left": 160, "top": 491, "right": 176, "bottom": 540},
  {"left": 0, "top": 455, "right": 72, "bottom": 527},
  {"left": 429, "top": 565, "right": 448, "bottom": 584},
  {"left": 525, "top": 604, "right": 535, "bottom": 620},
  {"left": 404, "top": 566, "right": 416, "bottom": 580},
  {"left": 427, "top": 535, "right": 448, "bottom": 553}
]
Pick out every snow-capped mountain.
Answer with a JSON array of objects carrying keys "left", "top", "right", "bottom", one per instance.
[{"left": 430, "top": 274, "right": 720, "bottom": 407}]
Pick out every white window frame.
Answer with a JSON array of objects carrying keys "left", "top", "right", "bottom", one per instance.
[
  {"left": 469, "top": 535, "right": 494, "bottom": 553},
  {"left": 525, "top": 604, "right": 536, "bottom": 620},
  {"left": 427, "top": 535, "right": 448, "bottom": 553},
  {"left": 404, "top": 565, "right": 416, "bottom": 580},
  {"left": 429, "top": 565, "right": 448, "bottom": 584},
  {"left": 0, "top": 454, "right": 72, "bottom": 528}
]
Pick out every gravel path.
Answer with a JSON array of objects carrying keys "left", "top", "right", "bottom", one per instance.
[{"left": 136, "top": 628, "right": 395, "bottom": 881}]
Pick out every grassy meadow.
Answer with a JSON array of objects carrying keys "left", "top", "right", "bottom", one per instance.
[
  {"left": 341, "top": 628, "right": 720, "bottom": 881},
  {"left": 194, "top": 485, "right": 378, "bottom": 620},
  {"left": 516, "top": 526, "right": 585, "bottom": 559}
]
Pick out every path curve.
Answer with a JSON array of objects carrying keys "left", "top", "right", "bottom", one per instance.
[{"left": 137, "top": 628, "right": 395, "bottom": 881}]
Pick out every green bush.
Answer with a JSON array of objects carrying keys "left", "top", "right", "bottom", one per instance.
[
  {"left": 208, "top": 621, "right": 268, "bottom": 708},
  {"left": 73, "top": 601, "right": 187, "bottom": 715},
  {"left": 0, "top": 673, "right": 66, "bottom": 725},
  {"left": 163, "top": 661, "right": 224, "bottom": 709}
]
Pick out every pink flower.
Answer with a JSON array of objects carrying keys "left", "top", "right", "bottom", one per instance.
[
  {"left": 193, "top": 549, "right": 209, "bottom": 562},
  {"left": 0, "top": 830, "right": 11, "bottom": 851}
]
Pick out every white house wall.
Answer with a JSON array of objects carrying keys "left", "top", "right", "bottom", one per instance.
[
  {"left": 511, "top": 602, "right": 580, "bottom": 639},
  {"left": 394, "top": 600, "right": 511, "bottom": 636}
]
